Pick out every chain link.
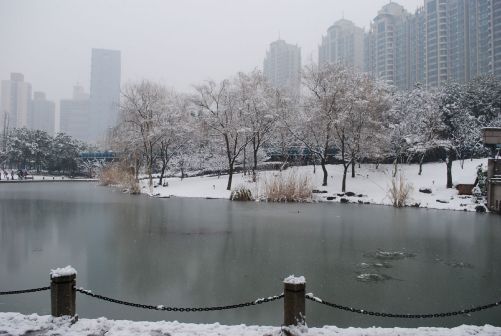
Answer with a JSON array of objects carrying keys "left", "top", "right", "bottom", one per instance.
[
  {"left": 76, "top": 287, "right": 283, "bottom": 312},
  {"left": 306, "top": 293, "right": 501, "bottom": 318},
  {"left": 0, "top": 286, "right": 50, "bottom": 295}
]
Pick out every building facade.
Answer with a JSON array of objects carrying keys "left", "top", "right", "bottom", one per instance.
[
  {"left": 365, "top": 3, "right": 409, "bottom": 87},
  {"left": 318, "top": 19, "right": 365, "bottom": 70},
  {"left": 89, "top": 48, "right": 121, "bottom": 143},
  {"left": 31, "top": 92, "right": 55, "bottom": 136},
  {"left": 263, "top": 39, "right": 301, "bottom": 97},
  {"left": 60, "top": 85, "right": 90, "bottom": 142},
  {"left": 364, "top": 0, "right": 501, "bottom": 90},
  {"left": 1, "top": 73, "right": 32, "bottom": 130}
]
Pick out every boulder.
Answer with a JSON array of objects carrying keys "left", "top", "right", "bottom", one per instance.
[
  {"left": 345, "top": 191, "right": 356, "bottom": 197},
  {"left": 419, "top": 188, "right": 432, "bottom": 194},
  {"left": 475, "top": 205, "right": 486, "bottom": 213},
  {"left": 357, "top": 194, "right": 364, "bottom": 198},
  {"left": 312, "top": 190, "right": 328, "bottom": 194},
  {"left": 340, "top": 198, "right": 349, "bottom": 204},
  {"left": 337, "top": 193, "right": 345, "bottom": 197},
  {"left": 326, "top": 196, "right": 336, "bottom": 201},
  {"left": 358, "top": 200, "right": 364, "bottom": 204},
  {"left": 411, "top": 203, "right": 421, "bottom": 208},
  {"left": 436, "top": 199, "right": 449, "bottom": 204}
]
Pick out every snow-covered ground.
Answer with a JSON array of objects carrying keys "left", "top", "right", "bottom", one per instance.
[
  {"left": 0, "top": 313, "right": 500, "bottom": 336},
  {"left": 141, "top": 159, "right": 488, "bottom": 212}
]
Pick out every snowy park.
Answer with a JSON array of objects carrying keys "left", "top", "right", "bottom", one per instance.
[{"left": 141, "top": 159, "right": 488, "bottom": 213}]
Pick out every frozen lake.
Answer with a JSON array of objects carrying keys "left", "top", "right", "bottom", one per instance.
[{"left": 1, "top": 182, "right": 501, "bottom": 327}]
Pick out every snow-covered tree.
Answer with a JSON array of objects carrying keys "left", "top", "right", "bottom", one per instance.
[
  {"left": 193, "top": 78, "right": 253, "bottom": 190},
  {"left": 118, "top": 80, "right": 168, "bottom": 186}
]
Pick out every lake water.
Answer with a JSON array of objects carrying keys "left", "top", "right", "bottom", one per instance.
[{"left": 1, "top": 182, "right": 501, "bottom": 328}]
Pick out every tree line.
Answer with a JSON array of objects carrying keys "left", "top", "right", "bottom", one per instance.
[
  {"left": 0, "top": 128, "right": 87, "bottom": 175},
  {"left": 110, "top": 63, "right": 501, "bottom": 192}
]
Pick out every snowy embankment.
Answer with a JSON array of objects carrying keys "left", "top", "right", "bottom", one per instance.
[
  {"left": 141, "top": 159, "right": 488, "bottom": 212},
  {"left": 1, "top": 313, "right": 500, "bottom": 336}
]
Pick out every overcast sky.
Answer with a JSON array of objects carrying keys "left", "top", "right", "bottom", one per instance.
[{"left": 0, "top": 0, "right": 422, "bottom": 103}]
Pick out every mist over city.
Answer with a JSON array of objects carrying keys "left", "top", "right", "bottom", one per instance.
[{"left": 1, "top": 1, "right": 501, "bottom": 335}]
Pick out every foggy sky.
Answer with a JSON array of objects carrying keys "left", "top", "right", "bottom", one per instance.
[{"left": 0, "top": 0, "right": 422, "bottom": 103}]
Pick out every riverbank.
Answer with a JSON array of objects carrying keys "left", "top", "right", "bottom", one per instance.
[
  {"left": 0, "top": 177, "right": 98, "bottom": 183},
  {"left": 1, "top": 313, "right": 499, "bottom": 336},
  {"left": 141, "top": 159, "right": 488, "bottom": 212}
]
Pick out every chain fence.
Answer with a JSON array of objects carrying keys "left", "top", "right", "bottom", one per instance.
[
  {"left": 2, "top": 284, "right": 501, "bottom": 319},
  {"left": 306, "top": 293, "right": 501, "bottom": 319},
  {"left": 75, "top": 287, "right": 283, "bottom": 312},
  {"left": 0, "top": 287, "right": 50, "bottom": 295}
]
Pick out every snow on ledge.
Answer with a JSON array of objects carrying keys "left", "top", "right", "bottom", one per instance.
[
  {"left": 284, "top": 275, "right": 306, "bottom": 285},
  {"left": 0, "top": 313, "right": 500, "bottom": 336},
  {"left": 50, "top": 265, "right": 77, "bottom": 278}
]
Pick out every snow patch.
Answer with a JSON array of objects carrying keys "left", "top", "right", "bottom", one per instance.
[
  {"left": 0, "top": 313, "right": 500, "bottom": 336},
  {"left": 284, "top": 275, "right": 306, "bottom": 285},
  {"left": 50, "top": 265, "right": 77, "bottom": 278}
]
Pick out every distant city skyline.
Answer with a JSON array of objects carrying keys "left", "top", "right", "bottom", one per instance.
[{"left": 0, "top": 0, "right": 422, "bottom": 106}]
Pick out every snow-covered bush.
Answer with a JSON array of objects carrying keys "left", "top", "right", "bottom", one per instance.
[
  {"left": 230, "top": 185, "right": 253, "bottom": 201},
  {"left": 387, "top": 174, "right": 413, "bottom": 208},
  {"left": 472, "top": 164, "right": 487, "bottom": 201},
  {"left": 262, "top": 170, "right": 312, "bottom": 202}
]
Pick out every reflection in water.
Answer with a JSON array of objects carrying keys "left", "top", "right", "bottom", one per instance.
[{"left": 1, "top": 183, "right": 501, "bottom": 328}]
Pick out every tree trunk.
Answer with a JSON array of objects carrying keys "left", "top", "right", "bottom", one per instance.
[
  {"left": 227, "top": 163, "right": 234, "bottom": 190},
  {"left": 342, "top": 164, "right": 350, "bottom": 192},
  {"left": 446, "top": 155, "right": 453, "bottom": 189},
  {"left": 393, "top": 158, "right": 398, "bottom": 177},
  {"left": 418, "top": 153, "right": 425, "bottom": 176},
  {"left": 252, "top": 148, "right": 258, "bottom": 182},
  {"left": 321, "top": 158, "right": 328, "bottom": 186},
  {"left": 159, "top": 162, "right": 166, "bottom": 185},
  {"left": 351, "top": 157, "right": 355, "bottom": 178}
]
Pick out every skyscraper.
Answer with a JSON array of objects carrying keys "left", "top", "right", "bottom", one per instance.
[
  {"left": 31, "top": 92, "right": 55, "bottom": 136},
  {"left": 89, "top": 48, "right": 121, "bottom": 143},
  {"left": 263, "top": 39, "right": 301, "bottom": 97},
  {"left": 60, "top": 85, "right": 90, "bottom": 142},
  {"left": 365, "top": 3, "right": 409, "bottom": 87},
  {"left": 1, "top": 73, "right": 32, "bottom": 130},
  {"left": 318, "top": 19, "right": 365, "bottom": 70},
  {"left": 365, "top": 0, "right": 501, "bottom": 90}
]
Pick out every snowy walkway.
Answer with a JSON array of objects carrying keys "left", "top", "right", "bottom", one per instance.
[{"left": 0, "top": 313, "right": 500, "bottom": 336}]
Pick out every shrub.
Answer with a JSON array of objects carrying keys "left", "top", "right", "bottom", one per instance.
[
  {"left": 262, "top": 170, "right": 313, "bottom": 202},
  {"left": 99, "top": 163, "right": 140, "bottom": 194},
  {"left": 230, "top": 185, "right": 253, "bottom": 201},
  {"left": 388, "top": 174, "right": 413, "bottom": 208}
]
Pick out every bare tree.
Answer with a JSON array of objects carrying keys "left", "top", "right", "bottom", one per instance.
[{"left": 193, "top": 79, "right": 253, "bottom": 190}]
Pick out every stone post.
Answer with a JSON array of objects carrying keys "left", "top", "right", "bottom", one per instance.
[
  {"left": 283, "top": 275, "right": 306, "bottom": 329},
  {"left": 50, "top": 266, "right": 77, "bottom": 317}
]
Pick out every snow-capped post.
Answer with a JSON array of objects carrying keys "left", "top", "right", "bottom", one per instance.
[
  {"left": 50, "top": 266, "right": 77, "bottom": 317},
  {"left": 283, "top": 275, "right": 306, "bottom": 331}
]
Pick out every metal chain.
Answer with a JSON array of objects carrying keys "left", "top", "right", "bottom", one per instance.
[
  {"left": 76, "top": 287, "right": 283, "bottom": 312},
  {"left": 0, "top": 286, "right": 50, "bottom": 295},
  {"left": 306, "top": 293, "right": 501, "bottom": 318}
]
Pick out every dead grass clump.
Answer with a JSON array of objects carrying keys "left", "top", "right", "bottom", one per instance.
[
  {"left": 262, "top": 170, "right": 313, "bottom": 202},
  {"left": 99, "top": 164, "right": 140, "bottom": 194},
  {"left": 230, "top": 185, "right": 254, "bottom": 201},
  {"left": 388, "top": 174, "right": 413, "bottom": 208}
]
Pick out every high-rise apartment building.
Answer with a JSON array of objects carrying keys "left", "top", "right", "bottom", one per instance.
[
  {"left": 425, "top": 0, "right": 449, "bottom": 87},
  {"left": 89, "top": 48, "right": 121, "bottom": 143},
  {"left": 365, "top": 3, "right": 409, "bottom": 87},
  {"left": 263, "top": 39, "right": 301, "bottom": 97},
  {"left": 1, "top": 73, "right": 32, "bottom": 130},
  {"left": 491, "top": 0, "right": 501, "bottom": 78},
  {"left": 60, "top": 85, "right": 90, "bottom": 142},
  {"left": 365, "top": 0, "right": 501, "bottom": 90},
  {"left": 31, "top": 92, "right": 55, "bottom": 136},
  {"left": 318, "top": 19, "right": 365, "bottom": 70}
]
